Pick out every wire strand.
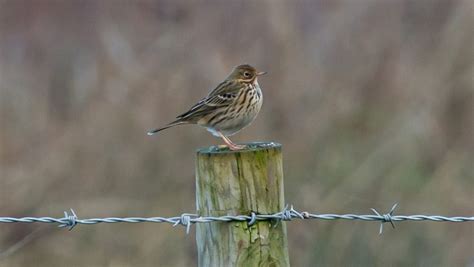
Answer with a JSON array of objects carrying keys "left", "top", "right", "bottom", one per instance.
[{"left": 1, "top": 204, "right": 472, "bottom": 234}]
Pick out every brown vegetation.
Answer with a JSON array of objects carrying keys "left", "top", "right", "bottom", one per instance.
[{"left": 0, "top": 0, "right": 473, "bottom": 266}]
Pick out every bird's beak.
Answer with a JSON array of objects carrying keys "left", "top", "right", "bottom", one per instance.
[{"left": 257, "top": 71, "right": 267, "bottom": 76}]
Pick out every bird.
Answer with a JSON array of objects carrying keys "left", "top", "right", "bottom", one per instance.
[{"left": 147, "top": 64, "right": 266, "bottom": 150}]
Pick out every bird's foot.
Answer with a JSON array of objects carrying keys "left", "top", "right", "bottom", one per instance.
[
  {"left": 227, "top": 143, "right": 246, "bottom": 151},
  {"left": 217, "top": 132, "right": 246, "bottom": 151}
]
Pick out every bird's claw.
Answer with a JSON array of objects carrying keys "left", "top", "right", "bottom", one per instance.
[{"left": 228, "top": 144, "right": 246, "bottom": 151}]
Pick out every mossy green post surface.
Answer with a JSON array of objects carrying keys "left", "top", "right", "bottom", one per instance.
[{"left": 196, "top": 142, "right": 290, "bottom": 267}]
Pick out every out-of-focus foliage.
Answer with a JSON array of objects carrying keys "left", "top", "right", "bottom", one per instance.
[{"left": 0, "top": 1, "right": 472, "bottom": 266}]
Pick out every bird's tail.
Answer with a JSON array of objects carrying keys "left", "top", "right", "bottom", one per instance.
[{"left": 147, "top": 120, "right": 187, "bottom": 136}]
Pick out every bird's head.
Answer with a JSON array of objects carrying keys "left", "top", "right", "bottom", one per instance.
[{"left": 227, "top": 64, "right": 266, "bottom": 83}]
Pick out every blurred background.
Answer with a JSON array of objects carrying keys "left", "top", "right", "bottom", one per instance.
[{"left": 1, "top": 0, "right": 473, "bottom": 266}]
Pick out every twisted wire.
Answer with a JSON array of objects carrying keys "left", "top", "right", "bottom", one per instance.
[{"left": 1, "top": 204, "right": 472, "bottom": 234}]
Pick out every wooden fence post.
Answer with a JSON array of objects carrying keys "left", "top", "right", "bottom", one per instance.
[{"left": 195, "top": 142, "right": 289, "bottom": 267}]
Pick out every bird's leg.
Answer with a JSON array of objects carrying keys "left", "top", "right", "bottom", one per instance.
[
  {"left": 223, "top": 137, "right": 246, "bottom": 151},
  {"left": 217, "top": 132, "right": 245, "bottom": 150}
]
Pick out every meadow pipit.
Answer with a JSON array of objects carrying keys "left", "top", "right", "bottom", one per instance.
[{"left": 147, "top": 64, "right": 266, "bottom": 150}]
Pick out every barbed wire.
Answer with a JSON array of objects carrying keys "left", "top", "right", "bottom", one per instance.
[{"left": 0, "top": 204, "right": 472, "bottom": 234}]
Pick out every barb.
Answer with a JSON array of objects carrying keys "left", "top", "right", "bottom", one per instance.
[
  {"left": 172, "top": 213, "right": 197, "bottom": 234},
  {"left": 58, "top": 209, "right": 78, "bottom": 231},
  {"left": 371, "top": 203, "right": 398, "bottom": 235},
  {"left": 1, "top": 204, "right": 472, "bottom": 235}
]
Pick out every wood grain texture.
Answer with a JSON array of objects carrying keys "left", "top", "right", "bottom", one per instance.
[{"left": 196, "top": 142, "right": 289, "bottom": 267}]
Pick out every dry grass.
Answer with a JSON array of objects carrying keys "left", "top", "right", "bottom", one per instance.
[{"left": 0, "top": 0, "right": 473, "bottom": 266}]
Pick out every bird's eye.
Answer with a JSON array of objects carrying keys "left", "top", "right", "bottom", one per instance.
[{"left": 244, "top": 72, "right": 251, "bottom": 78}]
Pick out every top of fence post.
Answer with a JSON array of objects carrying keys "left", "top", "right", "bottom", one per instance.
[{"left": 197, "top": 141, "right": 282, "bottom": 154}]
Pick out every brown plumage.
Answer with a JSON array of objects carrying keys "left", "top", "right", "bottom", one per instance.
[{"left": 147, "top": 64, "right": 266, "bottom": 150}]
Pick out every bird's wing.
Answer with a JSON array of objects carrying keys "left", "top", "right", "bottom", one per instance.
[
  {"left": 207, "top": 80, "right": 237, "bottom": 98},
  {"left": 205, "top": 80, "right": 245, "bottom": 106},
  {"left": 176, "top": 80, "right": 244, "bottom": 121}
]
